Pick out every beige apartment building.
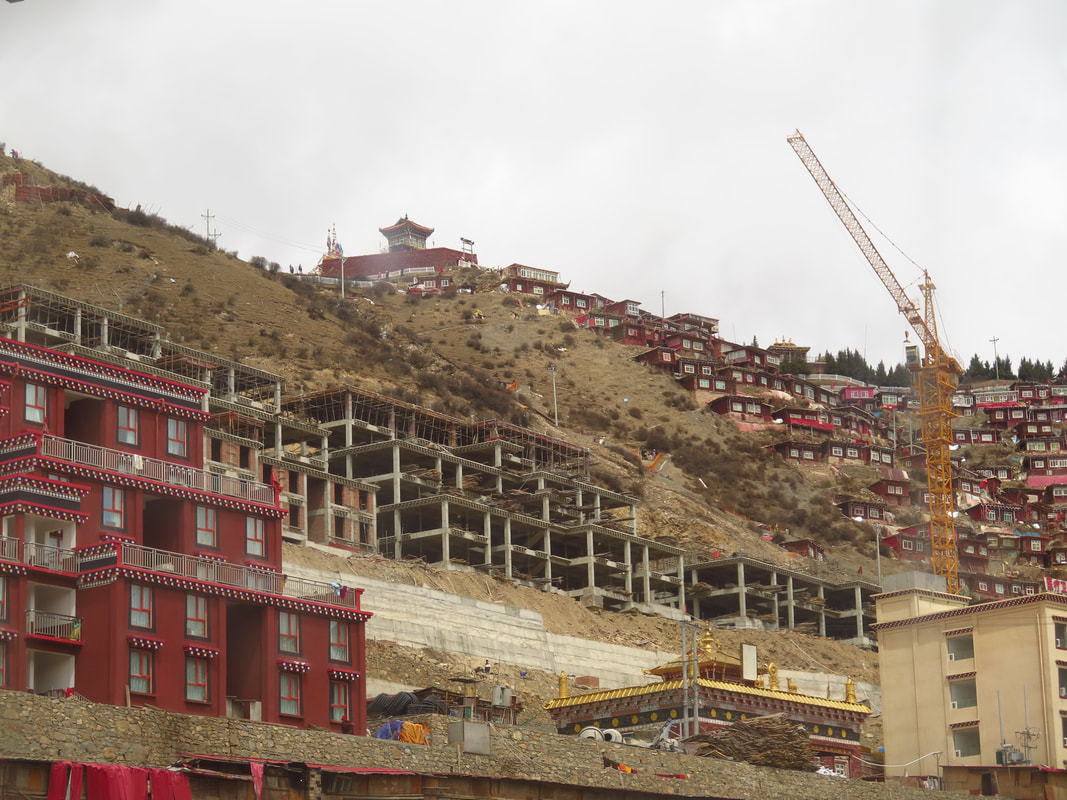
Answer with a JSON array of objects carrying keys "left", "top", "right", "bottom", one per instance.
[{"left": 875, "top": 587, "right": 1067, "bottom": 795}]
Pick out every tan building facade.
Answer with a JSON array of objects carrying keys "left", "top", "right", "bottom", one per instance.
[{"left": 875, "top": 588, "right": 1067, "bottom": 787}]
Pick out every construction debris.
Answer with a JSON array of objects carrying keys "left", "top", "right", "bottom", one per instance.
[{"left": 689, "top": 713, "right": 816, "bottom": 772}]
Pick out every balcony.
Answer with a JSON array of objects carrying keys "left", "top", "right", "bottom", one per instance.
[
  {"left": 32, "top": 434, "right": 275, "bottom": 505},
  {"left": 25, "top": 609, "right": 82, "bottom": 642},
  {"left": 80, "top": 542, "right": 362, "bottom": 612},
  {"left": 0, "top": 539, "right": 79, "bottom": 573}
]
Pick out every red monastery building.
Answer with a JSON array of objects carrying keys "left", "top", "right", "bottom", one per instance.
[
  {"left": 319, "top": 216, "right": 476, "bottom": 281},
  {"left": 0, "top": 288, "right": 369, "bottom": 732}
]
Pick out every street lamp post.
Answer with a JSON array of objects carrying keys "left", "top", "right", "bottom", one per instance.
[{"left": 548, "top": 363, "right": 558, "bottom": 426}]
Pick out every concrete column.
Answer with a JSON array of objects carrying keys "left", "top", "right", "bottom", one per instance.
[
  {"left": 274, "top": 381, "right": 282, "bottom": 414},
  {"left": 576, "top": 487, "right": 584, "bottom": 524},
  {"left": 455, "top": 462, "right": 463, "bottom": 490},
  {"left": 818, "top": 585, "right": 826, "bottom": 637},
  {"left": 71, "top": 305, "right": 80, "bottom": 345},
  {"left": 737, "top": 562, "right": 747, "bottom": 620},
  {"left": 483, "top": 511, "right": 492, "bottom": 566},
  {"left": 441, "top": 500, "right": 451, "bottom": 566},
  {"left": 630, "top": 502, "right": 637, "bottom": 533},
  {"left": 392, "top": 509, "right": 402, "bottom": 559},
  {"left": 392, "top": 444, "right": 402, "bottom": 505},
  {"left": 586, "top": 528, "right": 595, "bottom": 588},
  {"left": 274, "top": 422, "right": 283, "bottom": 457},
  {"left": 786, "top": 576, "right": 795, "bottom": 630},
  {"left": 503, "top": 518, "right": 513, "bottom": 579},
  {"left": 854, "top": 585, "right": 864, "bottom": 640},
  {"left": 642, "top": 545, "right": 651, "bottom": 605},
  {"left": 624, "top": 540, "right": 633, "bottom": 599},
  {"left": 100, "top": 315, "right": 109, "bottom": 349},
  {"left": 227, "top": 368, "right": 236, "bottom": 401},
  {"left": 594, "top": 493, "right": 601, "bottom": 522},
  {"left": 677, "top": 555, "right": 686, "bottom": 613},
  {"left": 543, "top": 528, "right": 552, "bottom": 584}
]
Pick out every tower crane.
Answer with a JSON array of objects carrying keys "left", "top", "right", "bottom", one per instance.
[{"left": 787, "top": 130, "right": 964, "bottom": 595}]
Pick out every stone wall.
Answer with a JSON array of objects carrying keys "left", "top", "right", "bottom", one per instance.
[{"left": 0, "top": 690, "right": 970, "bottom": 800}]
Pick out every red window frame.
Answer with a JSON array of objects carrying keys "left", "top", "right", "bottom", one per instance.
[
  {"left": 129, "top": 649, "right": 153, "bottom": 694},
  {"left": 280, "top": 673, "right": 301, "bottom": 716},
  {"left": 329, "top": 680, "right": 350, "bottom": 722},
  {"left": 185, "top": 657, "right": 209, "bottom": 702},
  {"left": 185, "top": 594, "right": 208, "bottom": 638},
  {"left": 24, "top": 383, "right": 46, "bottom": 424},
  {"left": 130, "top": 584, "right": 152, "bottom": 629},
  {"left": 195, "top": 506, "right": 217, "bottom": 548},
  {"left": 103, "top": 486, "right": 125, "bottom": 529},
  {"left": 279, "top": 612, "right": 300, "bottom": 654},
  {"left": 329, "top": 620, "right": 349, "bottom": 662},
  {"left": 117, "top": 406, "right": 138, "bottom": 445},
  {"left": 167, "top": 418, "right": 188, "bottom": 458},
  {"left": 246, "top": 517, "right": 266, "bottom": 557}
]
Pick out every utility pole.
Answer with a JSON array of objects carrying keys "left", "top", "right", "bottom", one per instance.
[
  {"left": 201, "top": 209, "right": 220, "bottom": 247},
  {"left": 990, "top": 336, "right": 1000, "bottom": 380}
]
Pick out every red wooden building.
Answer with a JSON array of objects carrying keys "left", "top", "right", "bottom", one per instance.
[{"left": 0, "top": 335, "right": 369, "bottom": 732}]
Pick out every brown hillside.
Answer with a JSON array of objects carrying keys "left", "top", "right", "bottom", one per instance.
[{"left": 0, "top": 150, "right": 890, "bottom": 738}]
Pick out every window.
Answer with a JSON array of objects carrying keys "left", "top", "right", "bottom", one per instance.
[
  {"left": 946, "top": 634, "right": 974, "bottom": 661},
  {"left": 130, "top": 585, "right": 153, "bottom": 629},
  {"left": 129, "top": 649, "right": 153, "bottom": 694},
  {"left": 185, "top": 594, "right": 208, "bottom": 638},
  {"left": 330, "top": 681, "right": 350, "bottom": 722},
  {"left": 118, "top": 406, "right": 138, "bottom": 445},
  {"left": 185, "top": 657, "right": 208, "bottom": 702},
  {"left": 246, "top": 517, "right": 266, "bottom": 557},
  {"left": 952, "top": 727, "right": 980, "bottom": 758},
  {"left": 167, "top": 418, "right": 188, "bottom": 458},
  {"left": 329, "top": 620, "right": 349, "bottom": 662},
  {"left": 949, "top": 678, "right": 977, "bottom": 709},
  {"left": 24, "top": 383, "right": 46, "bottom": 424},
  {"left": 102, "top": 486, "right": 125, "bottom": 528},
  {"left": 280, "top": 673, "right": 301, "bottom": 716},
  {"left": 902, "top": 540, "right": 914, "bottom": 551},
  {"left": 196, "top": 506, "right": 217, "bottom": 548},
  {"left": 279, "top": 612, "right": 300, "bottom": 653}
]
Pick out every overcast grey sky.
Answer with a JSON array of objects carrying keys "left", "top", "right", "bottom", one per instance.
[{"left": 3, "top": 1, "right": 1066, "bottom": 373}]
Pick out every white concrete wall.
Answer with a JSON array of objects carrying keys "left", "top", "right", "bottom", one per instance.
[{"left": 285, "top": 561, "right": 880, "bottom": 710}]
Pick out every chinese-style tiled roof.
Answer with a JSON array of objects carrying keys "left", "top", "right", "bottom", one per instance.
[
  {"left": 544, "top": 677, "right": 870, "bottom": 714},
  {"left": 379, "top": 217, "right": 434, "bottom": 237}
]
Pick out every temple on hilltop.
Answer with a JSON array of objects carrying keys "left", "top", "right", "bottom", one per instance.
[
  {"left": 544, "top": 630, "right": 872, "bottom": 778},
  {"left": 318, "top": 215, "right": 477, "bottom": 282}
]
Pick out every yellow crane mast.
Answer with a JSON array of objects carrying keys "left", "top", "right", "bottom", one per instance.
[{"left": 787, "top": 130, "right": 964, "bottom": 595}]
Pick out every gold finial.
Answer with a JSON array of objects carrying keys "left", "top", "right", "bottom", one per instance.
[
  {"left": 768, "top": 663, "right": 779, "bottom": 691},
  {"left": 845, "top": 676, "right": 857, "bottom": 704},
  {"left": 558, "top": 671, "right": 569, "bottom": 699}
]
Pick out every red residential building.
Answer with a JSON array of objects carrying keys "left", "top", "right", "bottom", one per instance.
[{"left": 0, "top": 330, "right": 369, "bottom": 732}]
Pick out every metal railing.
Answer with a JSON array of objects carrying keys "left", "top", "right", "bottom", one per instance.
[
  {"left": 91, "top": 542, "right": 361, "bottom": 611},
  {"left": 25, "top": 609, "right": 82, "bottom": 641},
  {"left": 0, "top": 537, "right": 18, "bottom": 562},
  {"left": 23, "top": 542, "right": 79, "bottom": 572},
  {"left": 38, "top": 434, "right": 275, "bottom": 505}
]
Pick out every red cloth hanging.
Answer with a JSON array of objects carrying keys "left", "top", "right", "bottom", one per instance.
[
  {"left": 86, "top": 764, "right": 148, "bottom": 800},
  {"left": 250, "top": 761, "right": 264, "bottom": 798},
  {"left": 47, "top": 762, "right": 83, "bottom": 800},
  {"left": 148, "top": 769, "right": 193, "bottom": 800}
]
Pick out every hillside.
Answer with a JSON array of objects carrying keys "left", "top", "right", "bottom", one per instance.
[{"left": 0, "top": 149, "right": 891, "bottom": 735}]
